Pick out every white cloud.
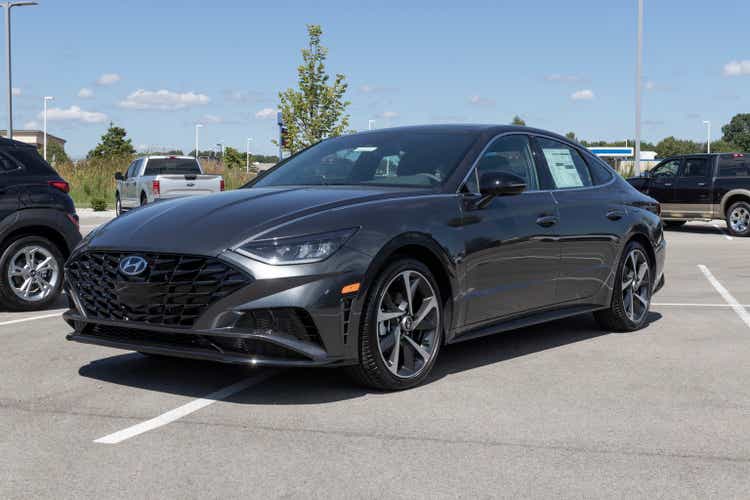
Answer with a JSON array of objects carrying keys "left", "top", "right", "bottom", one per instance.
[
  {"left": 118, "top": 89, "right": 210, "bottom": 110},
  {"left": 467, "top": 95, "right": 495, "bottom": 107},
  {"left": 202, "top": 114, "right": 223, "bottom": 124},
  {"left": 723, "top": 60, "right": 750, "bottom": 77},
  {"left": 255, "top": 107, "right": 276, "bottom": 119},
  {"left": 96, "top": 73, "right": 121, "bottom": 86},
  {"left": 24, "top": 120, "right": 39, "bottom": 129},
  {"left": 11, "top": 87, "right": 21, "bottom": 96},
  {"left": 571, "top": 89, "right": 595, "bottom": 101},
  {"left": 78, "top": 87, "right": 94, "bottom": 98},
  {"left": 377, "top": 111, "right": 399, "bottom": 119},
  {"left": 40, "top": 105, "right": 108, "bottom": 124},
  {"left": 545, "top": 74, "right": 583, "bottom": 82}
]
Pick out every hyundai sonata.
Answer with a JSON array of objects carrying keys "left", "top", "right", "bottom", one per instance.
[{"left": 64, "top": 125, "right": 665, "bottom": 390}]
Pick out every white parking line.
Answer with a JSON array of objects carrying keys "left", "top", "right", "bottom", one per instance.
[
  {"left": 94, "top": 370, "right": 277, "bottom": 444},
  {"left": 698, "top": 265, "right": 750, "bottom": 329},
  {"left": 652, "top": 302, "right": 750, "bottom": 308},
  {"left": 712, "top": 223, "right": 733, "bottom": 241},
  {"left": 0, "top": 310, "right": 66, "bottom": 327}
]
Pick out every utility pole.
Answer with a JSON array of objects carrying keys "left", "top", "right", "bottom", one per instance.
[
  {"left": 42, "top": 95, "right": 52, "bottom": 160},
  {"left": 634, "top": 0, "right": 644, "bottom": 176},
  {"left": 246, "top": 137, "right": 252, "bottom": 172},
  {"left": 703, "top": 120, "right": 711, "bottom": 153},
  {"left": 2, "top": 1, "right": 38, "bottom": 140},
  {"left": 194, "top": 123, "right": 203, "bottom": 159}
]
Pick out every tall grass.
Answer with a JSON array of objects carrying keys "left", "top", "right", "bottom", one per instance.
[{"left": 55, "top": 156, "right": 258, "bottom": 209}]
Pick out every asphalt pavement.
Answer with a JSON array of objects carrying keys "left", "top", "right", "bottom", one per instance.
[{"left": 1, "top": 214, "right": 749, "bottom": 499}]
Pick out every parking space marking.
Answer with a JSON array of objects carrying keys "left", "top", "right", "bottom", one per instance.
[
  {"left": 653, "top": 302, "right": 750, "bottom": 308},
  {"left": 0, "top": 310, "right": 65, "bottom": 327},
  {"left": 94, "top": 370, "right": 278, "bottom": 444},
  {"left": 712, "top": 223, "right": 733, "bottom": 241},
  {"left": 698, "top": 265, "right": 750, "bottom": 329}
]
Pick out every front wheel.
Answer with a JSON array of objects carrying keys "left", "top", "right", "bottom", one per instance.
[
  {"left": 0, "top": 236, "right": 65, "bottom": 311},
  {"left": 726, "top": 201, "right": 750, "bottom": 237},
  {"left": 347, "top": 259, "right": 443, "bottom": 390},
  {"left": 594, "top": 241, "right": 652, "bottom": 332}
]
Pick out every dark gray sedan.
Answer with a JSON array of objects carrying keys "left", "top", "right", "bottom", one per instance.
[{"left": 64, "top": 125, "right": 666, "bottom": 390}]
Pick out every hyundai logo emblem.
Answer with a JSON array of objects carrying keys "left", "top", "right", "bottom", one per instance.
[{"left": 119, "top": 256, "right": 148, "bottom": 276}]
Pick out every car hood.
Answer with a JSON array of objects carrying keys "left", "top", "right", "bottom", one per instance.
[{"left": 86, "top": 186, "right": 425, "bottom": 255}]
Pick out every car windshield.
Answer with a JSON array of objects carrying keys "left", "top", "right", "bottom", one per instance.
[
  {"left": 144, "top": 158, "right": 201, "bottom": 176},
  {"left": 252, "top": 130, "right": 477, "bottom": 188}
]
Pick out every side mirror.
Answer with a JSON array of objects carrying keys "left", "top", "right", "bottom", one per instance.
[
  {"left": 114, "top": 172, "right": 123, "bottom": 181},
  {"left": 473, "top": 172, "right": 526, "bottom": 209}
]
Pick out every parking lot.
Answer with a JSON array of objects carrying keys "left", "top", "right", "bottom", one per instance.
[{"left": 2, "top": 213, "right": 749, "bottom": 499}]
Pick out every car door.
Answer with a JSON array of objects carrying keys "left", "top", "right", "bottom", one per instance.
[
  {"left": 646, "top": 159, "right": 681, "bottom": 217},
  {"left": 0, "top": 151, "right": 21, "bottom": 219},
  {"left": 534, "top": 136, "right": 624, "bottom": 303},
  {"left": 123, "top": 161, "right": 138, "bottom": 207},
  {"left": 458, "top": 134, "right": 560, "bottom": 327},
  {"left": 671, "top": 156, "right": 714, "bottom": 218}
]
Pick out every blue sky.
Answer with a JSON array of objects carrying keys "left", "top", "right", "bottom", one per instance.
[{"left": 7, "top": 0, "right": 750, "bottom": 157}]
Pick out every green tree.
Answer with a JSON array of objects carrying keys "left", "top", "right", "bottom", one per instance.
[
  {"left": 277, "top": 24, "right": 350, "bottom": 154},
  {"left": 222, "top": 146, "right": 244, "bottom": 169},
  {"left": 87, "top": 122, "right": 135, "bottom": 159},
  {"left": 565, "top": 131, "right": 577, "bottom": 141},
  {"left": 38, "top": 141, "right": 70, "bottom": 166},
  {"left": 511, "top": 115, "right": 526, "bottom": 126},
  {"left": 710, "top": 139, "right": 739, "bottom": 153},
  {"left": 654, "top": 136, "right": 702, "bottom": 158},
  {"left": 722, "top": 113, "right": 750, "bottom": 151}
]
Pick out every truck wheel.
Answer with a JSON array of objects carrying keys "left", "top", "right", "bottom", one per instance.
[
  {"left": 727, "top": 201, "right": 750, "bottom": 237},
  {"left": 140, "top": 193, "right": 148, "bottom": 207},
  {"left": 664, "top": 220, "right": 686, "bottom": 229}
]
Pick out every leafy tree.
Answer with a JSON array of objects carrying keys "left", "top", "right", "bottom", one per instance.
[
  {"left": 710, "top": 139, "right": 739, "bottom": 153},
  {"left": 511, "top": 115, "right": 526, "bottom": 126},
  {"left": 277, "top": 24, "right": 350, "bottom": 154},
  {"left": 87, "top": 122, "right": 135, "bottom": 159},
  {"left": 655, "top": 136, "right": 702, "bottom": 158},
  {"left": 722, "top": 113, "right": 750, "bottom": 151},
  {"left": 222, "top": 146, "right": 244, "bottom": 169},
  {"left": 565, "top": 131, "right": 577, "bottom": 141},
  {"left": 38, "top": 141, "right": 70, "bottom": 165}
]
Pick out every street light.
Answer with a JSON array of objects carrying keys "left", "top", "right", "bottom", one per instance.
[
  {"left": 368, "top": 119, "right": 375, "bottom": 131},
  {"left": 703, "top": 120, "right": 711, "bottom": 154},
  {"left": 194, "top": 123, "right": 203, "bottom": 159},
  {"left": 251, "top": 137, "right": 253, "bottom": 173},
  {"left": 42, "top": 95, "right": 52, "bottom": 160},
  {"left": 634, "top": 0, "right": 644, "bottom": 176},
  {"left": 2, "top": 1, "right": 37, "bottom": 140}
]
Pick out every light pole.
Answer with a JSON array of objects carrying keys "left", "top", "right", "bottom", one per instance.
[
  {"left": 42, "top": 95, "right": 52, "bottom": 160},
  {"left": 368, "top": 119, "right": 375, "bottom": 131},
  {"left": 194, "top": 123, "right": 203, "bottom": 159},
  {"left": 634, "top": 0, "right": 644, "bottom": 176},
  {"left": 2, "top": 1, "right": 37, "bottom": 140},
  {"left": 703, "top": 120, "right": 711, "bottom": 153},
  {"left": 251, "top": 137, "right": 253, "bottom": 173}
]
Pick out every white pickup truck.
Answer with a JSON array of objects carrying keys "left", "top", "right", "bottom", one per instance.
[{"left": 114, "top": 156, "right": 224, "bottom": 215}]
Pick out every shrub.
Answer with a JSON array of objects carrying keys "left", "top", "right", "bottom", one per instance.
[{"left": 90, "top": 198, "right": 108, "bottom": 211}]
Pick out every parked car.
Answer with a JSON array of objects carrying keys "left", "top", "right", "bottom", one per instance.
[
  {"left": 65, "top": 125, "right": 665, "bottom": 390},
  {"left": 114, "top": 155, "right": 224, "bottom": 215},
  {"left": 627, "top": 153, "right": 750, "bottom": 236},
  {"left": 0, "top": 137, "right": 81, "bottom": 310}
]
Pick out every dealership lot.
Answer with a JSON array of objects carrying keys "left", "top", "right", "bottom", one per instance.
[{"left": 2, "top": 214, "right": 750, "bottom": 499}]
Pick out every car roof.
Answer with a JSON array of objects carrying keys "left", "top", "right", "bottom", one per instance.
[
  {"left": 0, "top": 136, "right": 39, "bottom": 150},
  {"left": 354, "top": 124, "right": 571, "bottom": 141},
  {"left": 141, "top": 155, "right": 196, "bottom": 160}
]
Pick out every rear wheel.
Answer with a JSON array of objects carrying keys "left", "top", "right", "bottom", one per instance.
[
  {"left": 594, "top": 241, "right": 652, "bottom": 332},
  {"left": 140, "top": 192, "right": 148, "bottom": 207},
  {"left": 347, "top": 258, "right": 443, "bottom": 390},
  {"left": 664, "top": 220, "right": 686, "bottom": 228},
  {"left": 0, "top": 236, "right": 64, "bottom": 311},
  {"left": 726, "top": 201, "right": 750, "bottom": 237}
]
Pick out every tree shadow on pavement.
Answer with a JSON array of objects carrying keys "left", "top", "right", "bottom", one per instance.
[{"left": 78, "top": 312, "right": 662, "bottom": 404}]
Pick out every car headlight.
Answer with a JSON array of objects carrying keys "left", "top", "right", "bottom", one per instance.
[{"left": 234, "top": 228, "right": 358, "bottom": 265}]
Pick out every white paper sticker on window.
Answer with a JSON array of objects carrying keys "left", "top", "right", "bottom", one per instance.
[{"left": 542, "top": 148, "right": 583, "bottom": 188}]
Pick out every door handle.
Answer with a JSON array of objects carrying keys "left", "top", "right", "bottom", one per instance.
[
  {"left": 697, "top": 182, "right": 707, "bottom": 187},
  {"left": 536, "top": 215, "right": 559, "bottom": 227},
  {"left": 606, "top": 209, "right": 626, "bottom": 221},
  {"left": 663, "top": 183, "right": 673, "bottom": 187}
]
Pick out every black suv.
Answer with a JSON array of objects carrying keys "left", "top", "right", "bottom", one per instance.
[
  {"left": 628, "top": 153, "right": 750, "bottom": 236},
  {"left": 0, "top": 137, "right": 81, "bottom": 310}
]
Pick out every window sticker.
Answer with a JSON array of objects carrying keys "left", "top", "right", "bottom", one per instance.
[{"left": 542, "top": 148, "right": 584, "bottom": 188}]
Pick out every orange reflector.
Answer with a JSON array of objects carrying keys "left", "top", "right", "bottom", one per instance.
[{"left": 341, "top": 283, "right": 361, "bottom": 294}]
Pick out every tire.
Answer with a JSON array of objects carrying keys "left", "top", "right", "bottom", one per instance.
[
  {"left": 140, "top": 192, "right": 148, "bottom": 207},
  {"left": 0, "top": 235, "right": 65, "bottom": 311},
  {"left": 726, "top": 201, "right": 750, "bottom": 237},
  {"left": 115, "top": 194, "right": 122, "bottom": 216},
  {"left": 664, "top": 220, "right": 686, "bottom": 228},
  {"left": 346, "top": 258, "right": 444, "bottom": 391},
  {"left": 594, "top": 240, "right": 653, "bottom": 332}
]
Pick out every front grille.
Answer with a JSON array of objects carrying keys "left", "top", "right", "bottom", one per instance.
[
  {"left": 88, "top": 325, "right": 308, "bottom": 361},
  {"left": 66, "top": 251, "right": 251, "bottom": 328}
]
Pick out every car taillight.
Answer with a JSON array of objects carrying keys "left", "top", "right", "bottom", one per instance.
[
  {"left": 152, "top": 180, "right": 160, "bottom": 195},
  {"left": 733, "top": 153, "right": 745, "bottom": 158},
  {"left": 48, "top": 180, "right": 70, "bottom": 193},
  {"left": 220, "top": 179, "right": 225, "bottom": 191},
  {"left": 66, "top": 213, "right": 79, "bottom": 228}
]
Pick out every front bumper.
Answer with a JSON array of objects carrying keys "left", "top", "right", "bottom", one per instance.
[{"left": 64, "top": 246, "right": 372, "bottom": 367}]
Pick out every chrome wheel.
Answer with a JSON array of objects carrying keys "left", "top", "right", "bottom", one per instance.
[
  {"left": 729, "top": 206, "right": 750, "bottom": 233},
  {"left": 376, "top": 270, "right": 440, "bottom": 379},
  {"left": 7, "top": 245, "right": 60, "bottom": 302},
  {"left": 621, "top": 249, "right": 650, "bottom": 324}
]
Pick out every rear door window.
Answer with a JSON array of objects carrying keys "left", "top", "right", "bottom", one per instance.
[
  {"left": 536, "top": 137, "right": 592, "bottom": 189},
  {"left": 680, "top": 158, "right": 712, "bottom": 178},
  {"left": 144, "top": 158, "right": 201, "bottom": 176},
  {"left": 718, "top": 155, "right": 750, "bottom": 177}
]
